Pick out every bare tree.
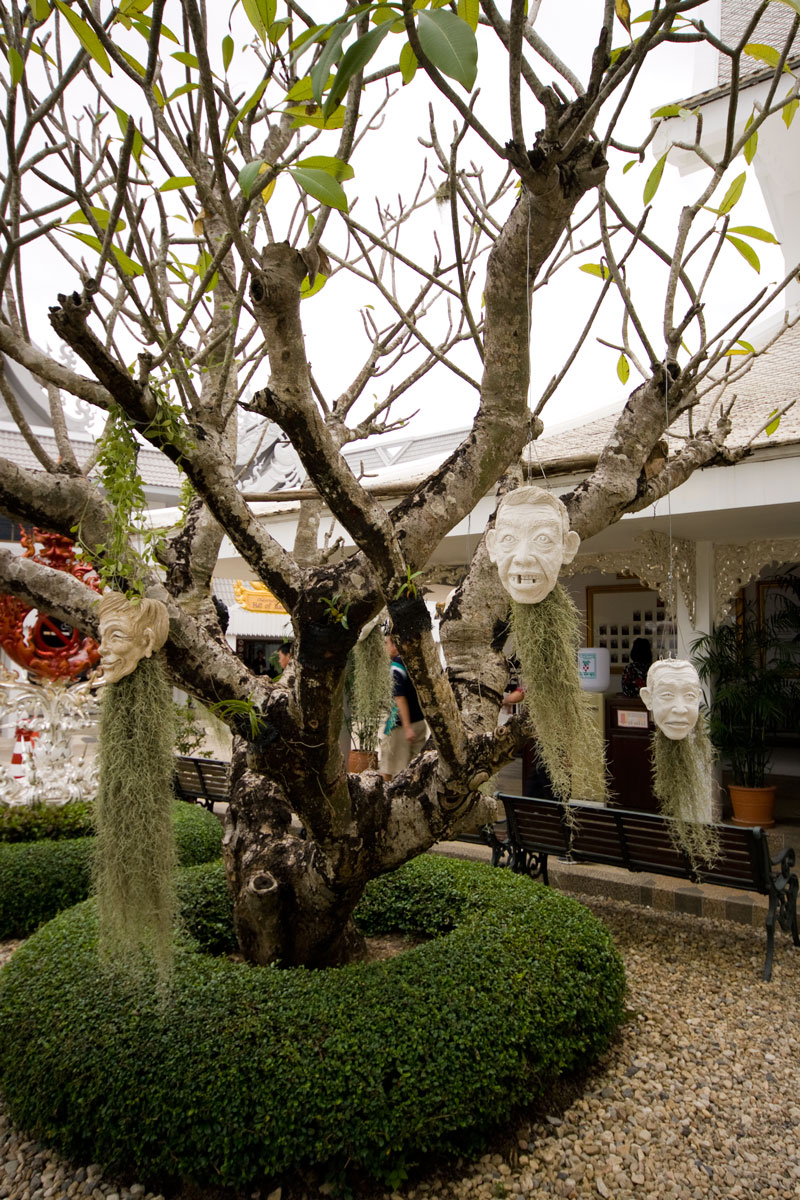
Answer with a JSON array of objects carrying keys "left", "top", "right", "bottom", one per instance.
[{"left": 0, "top": 0, "right": 797, "bottom": 966}]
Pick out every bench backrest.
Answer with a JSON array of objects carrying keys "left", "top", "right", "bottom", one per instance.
[
  {"left": 497, "top": 793, "right": 771, "bottom": 893},
  {"left": 173, "top": 756, "right": 230, "bottom": 805}
]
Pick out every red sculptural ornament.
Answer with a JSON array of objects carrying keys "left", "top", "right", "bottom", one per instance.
[{"left": 0, "top": 530, "right": 101, "bottom": 680}]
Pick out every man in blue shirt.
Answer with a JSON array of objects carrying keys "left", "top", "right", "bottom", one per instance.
[{"left": 378, "top": 634, "right": 428, "bottom": 779}]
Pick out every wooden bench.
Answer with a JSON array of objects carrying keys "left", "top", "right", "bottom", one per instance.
[
  {"left": 173, "top": 756, "right": 230, "bottom": 812},
  {"left": 490, "top": 792, "right": 799, "bottom": 982}
]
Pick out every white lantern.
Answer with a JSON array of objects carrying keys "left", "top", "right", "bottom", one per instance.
[{"left": 577, "top": 647, "right": 611, "bottom": 693}]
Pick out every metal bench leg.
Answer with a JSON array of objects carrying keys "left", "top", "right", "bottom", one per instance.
[{"left": 763, "top": 894, "right": 777, "bottom": 983}]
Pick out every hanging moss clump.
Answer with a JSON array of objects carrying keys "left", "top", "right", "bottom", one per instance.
[
  {"left": 348, "top": 624, "right": 392, "bottom": 753},
  {"left": 94, "top": 653, "right": 177, "bottom": 973},
  {"left": 511, "top": 585, "right": 608, "bottom": 805},
  {"left": 651, "top": 721, "right": 720, "bottom": 869}
]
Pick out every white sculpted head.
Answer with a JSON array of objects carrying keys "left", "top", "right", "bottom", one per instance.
[
  {"left": 97, "top": 592, "right": 169, "bottom": 684},
  {"left": 640, "top": 659, "right": 703, "bottom": 741},
  {"left": 486, "top": 486, "right": 581, "bottom": 605}
]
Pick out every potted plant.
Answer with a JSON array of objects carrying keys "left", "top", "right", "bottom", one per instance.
[
  {"left": 345, "top": 625, "right": 391, "bottom": 772},
  {"left": 692, "top": 590, "right": 799, "bottom": 827}
]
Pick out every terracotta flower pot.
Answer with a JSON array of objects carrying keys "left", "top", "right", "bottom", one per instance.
[
  {"left": 349, "top": 749, "right": 378, "bottom": 773},
  {"left": 728, "top": 784, "right": 776, "bottom": 829}
]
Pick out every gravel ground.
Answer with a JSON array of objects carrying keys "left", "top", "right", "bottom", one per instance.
[{"left": 1, "top": 895, "right": 799, "bottom": 1200}]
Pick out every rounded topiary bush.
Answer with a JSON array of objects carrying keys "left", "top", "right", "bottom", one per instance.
[
  {"left": 0, "top": 803, "right": 222, "bottom": 938},
  {"left": 0, "top": 799, "right": 94, "bottom": 843},
  {"left": 0, "top": 856, "right": 625, "bottom": 1191}
]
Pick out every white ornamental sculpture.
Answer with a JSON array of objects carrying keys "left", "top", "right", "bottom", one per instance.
[
  {"left": 485, "top": 486, "right": 581, "bottom": 604},
  {"left": 97, "top": 592, "right": 170, "bottom": 683},
  {"left": 640, "top": 659, "right": 702, "bottom": 741},
  {"left": 0, "top": 669, "right": 101, "bottom": 806}
]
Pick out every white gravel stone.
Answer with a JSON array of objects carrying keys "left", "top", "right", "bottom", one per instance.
[{"left": 2, "top": 895, "right": 800, "bottom": 1199}]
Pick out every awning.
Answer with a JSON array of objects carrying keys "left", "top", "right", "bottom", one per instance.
[{"left": 212, "top": 578, "right": 292, "bottom": 639}]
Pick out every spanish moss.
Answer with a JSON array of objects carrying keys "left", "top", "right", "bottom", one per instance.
[
  {"left": 94, "top": 653, "right": 177, "bottom": 975},
  {"left": 511, "top": 586, "right": 608, "bottom": 805},
  {"left": 348, "top": 624, "right": 391, "bottom": 753},
  {"left": 651, "top": 722, "right": 720, "bottom": 869}
]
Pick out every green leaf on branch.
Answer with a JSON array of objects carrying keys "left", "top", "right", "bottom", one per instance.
[
  {"left": 457, "top": 0, "right": 479, "bottom": 31},
  {"left": 227, "top": 78, "right": 267, "bottom": 142},
  {"left": 159, "top": 176, "right": 196, "bottom": 191},
  {"left": 171, "top": 51, "right": 199, "bottom": 69},
  {"left": 65, "top": 207, "right": 125, "bottom": 232},
  {"left": 322, "top": 22, "right": 394, "bottom": 119},
  {"left": 296, "top": 155, "right": 354, "bottom": 181},
  {"left": 728, "top": 225, "right": 778, "bottom": 243},
  {"left": 765, "top": 408, "right": 781, "bottom": 436},
  {"left": 241, "top": 0, "right": 276, "bottom": 42},
  {"left": 238, "top": 158, "right": 266, "bottom": 199},
  {"left": 53, "top": 0, "right": 111, "bottom": 74},
  {"left": 622, "top": 159, "right": 637, "bottom": 173},
  {"left": 399, "top": 41, "right": 418, "bottom": 83},
  {"left": 285, "top": 103, "right": 346, "bottom": 130},
  {"left": 8, "top": 47, "right": 24, "bottom": 87},
  {"left": 372, "top": 5, "right": 405, "bottom": 31},
  {"left": 579, "top": 263, "right": 609, "bottom": 279},
  {"left": 725, "top": 234, "right": 760, "bottom": 272},
  {"left": 651, "top": 103, "right": 691, "bottom": 118},
  {"left": 417, "top": 9, "right": 478, "bottom": 91},
  {"left": 783, "top": 91, "right": 799, "bottom": 128},
  {"left": 617, "top": 353, "right": 630, "bottom": 384},
  {"left": 267, "top": 18, "right": 290, "bottom": 43},
  {"left": 743, "top": 42, "right": 783, "bottom": 68},
  {"left": 167, "top": 82, "right": 199, "bottom": 103},
  {"left": 195, "top": 249, "right": 218, "bottom": 293},
  {"left": 643, "top": 151, "right": 667, "bottom": 204},
  {"left": 222, "top": 35, "right": 234, "bottom": 70},
  {"left": 286, "top": 73, "right": 332, "bottom": 102},
  {"left": 744, "top": 113, "right": 758, "bottom": 164},
  {"left": 290, "top": 167, "right": 348, "bottom": 212},
  {"left": 131, "top": 15, "right": 178, "bottom": 43},
  {"left": 311, "top": 21, "right": 351, "bottom": 105},
  {"left": 724, "top": 338, "right": 755, "bottom": 357},
  {"left": 64, "top": 231, "right": 144, "bottom": 277},
  {"left": 301, "top": 273, "right": 328, "bottom": 299},
  {"left": 717, "top": 171, "right": 746, "bottom": 214},
  {"left": 30, "top": 0, "right": 51, "bottom": 20},
  {"left": 615, "top": 0, "right": 632, "bottom": 35}
]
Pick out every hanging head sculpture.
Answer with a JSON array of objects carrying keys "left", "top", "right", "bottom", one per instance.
[
  {"left": 485, "top": 485, "right": 608, "bottom": 806},
  {"left": 640, "top": 658, "right": 703, "bottom": 741},
  {"left": 485, "top": 486, "right": 581, "bottom": 604},
  {"left": 97, "top": 592, "right": 170, "bottom": 684}
]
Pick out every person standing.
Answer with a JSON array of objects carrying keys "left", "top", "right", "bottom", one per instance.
[
  {"left": 378, "top": 634, "right": 428, "bottom": 780},
  {"left": 621, "top": 637, "right": 652, "bottom": 698}
]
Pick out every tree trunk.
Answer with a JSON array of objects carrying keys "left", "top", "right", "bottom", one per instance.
[{"left": 222, "top": 743, "right": 372, "bottom": 967}]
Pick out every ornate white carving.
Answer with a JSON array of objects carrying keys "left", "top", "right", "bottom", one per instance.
[
  {"left": 714, "top": 538, "right": 800, "bottom": 622},
  {"left": 0, "top": 669, "right": 100, "bottom": 806},
  {"left": 563, "top": 532, "right": 696, "bottom": 623}
]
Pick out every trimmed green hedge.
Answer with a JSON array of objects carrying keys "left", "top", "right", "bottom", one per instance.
[
  {"left": 0, "top": 800, "right": 94, "bottom": 843},
  {"left": 0, "top": 803, "right": 222, "bottom": 938},
  {"left": 0, "top": 856, "right": 625, "bottom": 1191}
]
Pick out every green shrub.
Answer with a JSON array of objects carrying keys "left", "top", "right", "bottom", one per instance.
[
  {"left": 0, "top": 803, "right": 222, "bottom": 938},
  {"left": 0, "top": 800, "right": 94, "bottom": 843},
  {"left": 0, "top": 856, "right": 625, "bottom": 1192}
]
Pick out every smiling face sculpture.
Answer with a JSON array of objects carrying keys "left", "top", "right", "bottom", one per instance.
[
  {"left": 97, "top": 592, "right": 170, "bottom": 684},
  {"left": 640, "top": 659, "right": 703, "bottom": 741},
  {"left": 486, "top": 487, "right": 581, "bottom": 605}
]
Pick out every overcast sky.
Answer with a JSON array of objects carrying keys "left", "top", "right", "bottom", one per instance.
[{"left": 20, "top": 2, "right": 786, "bottom": 443}]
